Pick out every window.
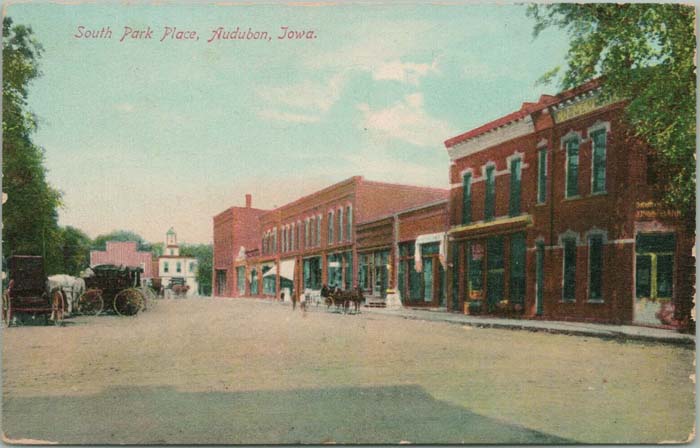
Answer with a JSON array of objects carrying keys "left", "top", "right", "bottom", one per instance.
[
  {"left": 316, "top": 216, "right": 321, "bottom": 246},
  {"left": 565, "top": 138, "right": 579, "bottom": 198},
  {"left": 509, "top": 158, "right": 522, "bottom": 216},
  {"left": 462, "top": 172, "right": 472, "bottom": 224},
  {"left": 563, "top": 238, "right": 577, "bottom": 301},
  {"left": 535, "top": 241, "right": 545, "bottom": 315},
  {"left": 346, "top": 206, "right": 352, "bottom": 241},
  {"left": 236, "top": 267, "right": 245, "bottom": 295},
  {"left": 338, "top": 208, "right": 344, "bottom": 242},
  {"left": 304, "top": 219, "right": 310, "bottom": 249},
  {"left": 591, "top": 129, "right": 607, "bottom": 193},
  {"left": 273, "top": 228, "right": 277, "bottom": 253},
  {"left": 509, "top": 233, "right": 526, "bottom": 304},
  {"left": 176, "top": 262, "right": 182, "bottom": 273},
  {"left": 588, "top": 235, "right": 603, "bottom": 301},
  {"left": 189, "top": 262, "right": 196, "bottom": 273},
  {"left": 164, "top": 262, "right": 169, "bottom": 273},
  {"left": 537, "top": 149, "right": 547, "bottom": 204},
  {"left": 485, "top": 165, "right": 495, "bottom": 221},
  {"left": 328, "top": 211, "right": 334, "bottom": 244}
]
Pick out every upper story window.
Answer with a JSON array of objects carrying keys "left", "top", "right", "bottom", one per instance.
[
  {"left": 176, "top": 262, "right": 182, "bottom": 273},
  {"left": 164, "top": 262, "right": 169, "bottom": 273},
  {"left": 338, "top": 208, "right": 344, "bottom": 242},
  {"left": 273, "top": 227, "right": 278, "bottom": 253},
  {"left": 591, "top": 129, "right": 607, "bottom": 194},
  {"left": 316, "top": 215, "right": 322, "bottom": 246},
  {"left": 565, "top": 138, "right": 580, "bottom": 198},
  {"left": 345, "top": 205, "right": 352, "bottom": 241},
  {"left": 189, "top": 262, "right": 196, "bottom": 273},
  {"left": 484, "top": 165, "right": 495, "bottom": 221},
  {"left": 509, "top": 158, "right": 522, "bottom": 216},
  {"left": 537, "top": 149, "right": 547, "bottom": 204},
  {"left": 461, "top": 172, "right": 472, "bottom": 225},
  {"left": 327, "top": 211, "right": 334, "bottom": 244}
]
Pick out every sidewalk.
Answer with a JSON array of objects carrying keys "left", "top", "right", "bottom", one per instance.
[{"left": 364, "top": 306, "right": 695, "bottom": 346}]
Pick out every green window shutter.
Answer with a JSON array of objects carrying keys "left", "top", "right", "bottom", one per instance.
[
  {"left": 509, "top": 232, "right": 526, "bottom": 304},
  {"left": 509, "top": 159, "right": 522, "bottom": 216},
  {"left": 537, "top": 149, "right": 547, "bottom": 203},
  {"left": 588, "top": 235, "right": 603, "bottom": 300},
  {"left": 563, "top": 238, "right": 577, "bottom": 301},
  {"left": 592, "top": 130, "right": 607, "bottom": 193},
  {"left": 566, "top": 139, "right": 579, "bottom": 198},
  {"left": 485, "top": 166, "right": 495, "bottom": 220},
  {"left": 461, "top": 172, "right": 472, "bottom": 224}
]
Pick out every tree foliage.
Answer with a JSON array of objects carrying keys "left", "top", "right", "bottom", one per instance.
[
  {"left": 59, "top": 226, "right": 91, "bottom": 276},
  {"left": 91, "top": 230, "right": 150, "bottom": 251},
  {"left": 528, "top": 4, "right": 696, "bottom": 221},
  {"left": 179, "top": 243, "right": 212, "bottom": 296},
  {"left": 2, "top": 17, "right": 64, "bottom": 274}
]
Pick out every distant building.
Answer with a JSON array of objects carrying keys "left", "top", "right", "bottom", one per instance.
[
  {"left": 158, "top": 228, "right": 198, "bottom": 296},
  {"left": 213, "top": 176, "right": 449, "bottom": 303},
  {"left": 90, "top": 241, "right": 154, "bottom": 282}
]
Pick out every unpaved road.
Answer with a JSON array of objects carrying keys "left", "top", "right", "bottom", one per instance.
[{"left": 2, "top": 298, "right": 695, "bottom": 444}]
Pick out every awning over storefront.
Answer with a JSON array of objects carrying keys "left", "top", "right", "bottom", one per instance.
[
  {"left": 448, "top": 214, "right": 532, "bottom": 240},
  {"left": 279, "top": 259, "right": 295, "bottom": 281},
  {"left": 262, "top": 266, "right": 277, "bottom": 278},
  {"left": 414, "top": 232, "right": 446, "bottom": 272}
]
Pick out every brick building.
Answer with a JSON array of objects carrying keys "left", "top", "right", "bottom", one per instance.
[
  {"left": 213, "top": 176, "right": 448, "bottom": 302},
  {"left": 212, "top": 194, "right": 268, "bottom": 296},
  {"left": 444, "top": 80, "right": 694, "bottom": 327},
  {"left": 90, "top": 241, "right": 154, "bottom": 281}
]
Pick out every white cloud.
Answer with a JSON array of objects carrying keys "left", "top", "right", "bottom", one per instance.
[
  {"left": 357, "top": 93, "right": 456, "bottom": 147},
  {"left": 114, "top": 102, "right": 135, "bottom": 113},
  {"left": 257, "top": 110, "right": 321, "bottom": 124},
  {"left": 255, "top": 73, "right": 346, "bottom": 123},
  {"left": 373, "top": 59, "right": 439, "bottom": 85}
]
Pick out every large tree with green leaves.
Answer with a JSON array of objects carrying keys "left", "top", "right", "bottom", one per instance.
[
  {"left": 3, "top": 17, "right": 64, "bottom": 274},
  {"left": 59, "top": 226, "right": 92, "bottom": 276},
  {"left": 528, "top": 4, "right": 695, "bottom": 222},
  {"left": 179, "top": 243, "right": 212, "bottom": 296},
  {"left": 91, "top": 230, "right": 149, "bottom": 251}
]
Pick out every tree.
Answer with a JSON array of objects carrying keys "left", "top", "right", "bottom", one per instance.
[
  {"left": 91, "top": 230, "right": 148, "bottom": 251},
  {"left": 59, "top": 226, "right": 91, "bottom": 276},
  {"left": 528, "top": 4, "right": 695, "bottom": 222},
  {"left": 2, "top": 17, "right": 64, "bottom": 274},
  {"left": 179, "top": 243, "right": 213, "bottom": 296}
]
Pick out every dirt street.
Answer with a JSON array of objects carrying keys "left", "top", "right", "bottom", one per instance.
[{"left": 2, "top": 298, "right": 695, "bottom": 444}]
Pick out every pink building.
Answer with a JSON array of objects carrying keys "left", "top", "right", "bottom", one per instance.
[{"left": 90, "top": 241, "right": 154, "bottom": 279}]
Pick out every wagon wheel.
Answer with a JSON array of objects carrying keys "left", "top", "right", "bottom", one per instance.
[
  {"left": 77, "top": 288, "right": 104, "bottom": 316},
  {"left": 113, "top": 288, "right": 144, "bottom": 316},
  {"left": 2, "top": 290, "right": 11, "bottom": 327},
  {"left": 139, "top": 287, "right": 156, "bottom": 311},
  {"left": 49, "top": 288, "right": 66, "bottom": 326}
]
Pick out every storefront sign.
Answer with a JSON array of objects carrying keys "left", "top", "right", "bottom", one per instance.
[
  {"left": 552, "top": 94, "right": 616, "bottom": 123},
  {"left": 635, "top": 201, "right": 681, "bottom": 220}
]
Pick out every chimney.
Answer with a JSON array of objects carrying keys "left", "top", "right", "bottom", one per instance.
[{"left": 245, "top": 194, "right": 252, "bottom": 208}]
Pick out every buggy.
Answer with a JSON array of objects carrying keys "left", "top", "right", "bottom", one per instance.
[
  {"left": 2, "top": 255, "right": 66, "bottom": 326},
  {"left": 77, "top": 264, "right": 145, "bottom": 316}
]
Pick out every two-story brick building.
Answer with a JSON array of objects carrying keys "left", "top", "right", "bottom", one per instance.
[
  {"left": 444, "top": 80, "right": 694, "bottom": 327},
  {"left": 214, "top": 176, "right": 448, "bottom": 302}
]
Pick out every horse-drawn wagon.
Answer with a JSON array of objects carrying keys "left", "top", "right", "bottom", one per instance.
[
  {"left": 2, "top": 255, "right": 66, "bottom": 326},
  {"left": 77, "top": 264, "right": 145, "bottom": 316}
]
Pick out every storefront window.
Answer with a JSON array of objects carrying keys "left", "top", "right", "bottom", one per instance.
[
  {"left": 468, "top": 242, "right": 484, "bottom": 300},
  {"left": 262, "top": 265, "right": 276, "bottom": 295},
  {"left": 562, "top": 238, "right": 577, "bottom": 302},
  {"left": 250, "top": 269, "right": 259, "bottom": 295},
  {"left": 303, "top": 257, "right": 322, "bottom": 290},
  {"left": 486, "top": 237, "right": 504, "bottom": 309},
  {"left": 588, "top": 235, "right": 603, "bottom": 301},
  {"left": 236, "top": 267, "right": 246, "bottom": 295},
  {"left": 509, "top": 232, "right": 526, "bottom": 304},
  {"left": 344, "top": 251, "right": 353, "bottom": 289}
]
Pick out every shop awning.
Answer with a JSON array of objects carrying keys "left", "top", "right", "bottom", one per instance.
[
  {"left": 279, "top": 259, "right": 295, "bottom": 281},
  {"left": 263, "top": 259, "right": 296, "bottom": 281},
  {"left": 448, "top": 214, "right": 532, "bottom": 240}
]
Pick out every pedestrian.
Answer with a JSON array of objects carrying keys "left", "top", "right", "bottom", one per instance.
[
  {"left": 291, "top": 292, "right": 296, "bottom": 311},
  {"left": 300, "top": 292, "right": 307, "bottom": 312}
]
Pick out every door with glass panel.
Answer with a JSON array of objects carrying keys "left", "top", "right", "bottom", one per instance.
[{"left": 634, "top": 233, "right": 675, "bottom": 325}]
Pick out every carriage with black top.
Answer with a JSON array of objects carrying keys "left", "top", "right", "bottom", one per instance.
[
  {"left": 77, "top": 264, "right": 145, "bottom": 316},
  {"left": 2, "top": 255, "right": 66, "bottom": 326}
]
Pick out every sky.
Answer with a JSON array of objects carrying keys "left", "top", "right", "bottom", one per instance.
[{"left": 5, "top": 1, "right": 570, "bottom": 244}]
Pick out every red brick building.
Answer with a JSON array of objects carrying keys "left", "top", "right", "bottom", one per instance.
[
  {"left": 90, "top": 241, "right": 154, "bottom": 280},
  {"left": 444, "top": 80, "right": 694, "bottom": 327},
  {"left": 212, "top": 194, "right": 268, "bottom": 296},
  {"left": 213, "top": 176, "right": 447, "bottom": 301}
]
